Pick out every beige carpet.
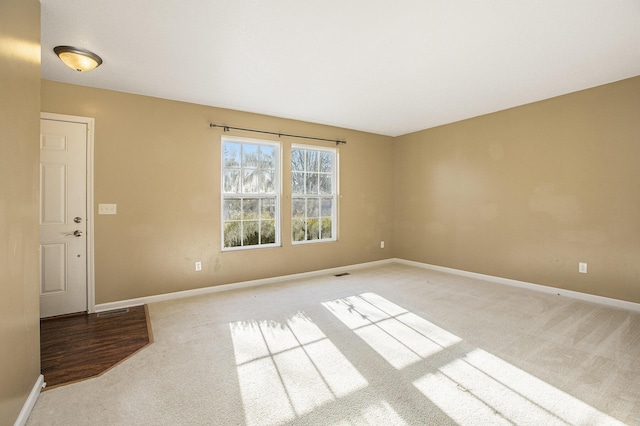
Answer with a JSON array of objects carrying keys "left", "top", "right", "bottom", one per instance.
[{"left": 27, "top": 263, "right": 640, "bottom": 425}]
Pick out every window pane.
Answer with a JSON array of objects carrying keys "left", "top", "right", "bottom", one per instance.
[
  {"left": 224, "top": 222, "right": 242, "bottom": 248},
  {"left": 292, "top": 219, "right": 306, "bottom": 242},
  {"left": 321, "top": 199, "right": 333, "bottom": 217},
  {"left": 224, "top": 199, "right": 242, "bottom": 220},
  {"left": 260, "top": 170, "right": 275, "bottom": 193},
  {"left": 224, "top": 170, "right": 240, "bottom": 193},
  {"left": 243, "top": 199, "right": 259, "bottom": 219},
  {"left": 307, "top": 219, "right": 320, "bottom": 240},
  {"left": 242, "top": 144, "right": 259, "bottom": 168},
  {"left": 261, "top": 220, "right": 276, "bottom": 244},
  {"left": 319, "top": 151, "right": 332, "bottom": 173},
  {"left": 319, "top": 174, "right": 332, "bottom": 194},
  {"left": 261, "top": 198, "right": 275, "bottom": 219},
  {"left": 243, "top": 170, "right": 259, "bottom": 193},
  {"left": 291, "top": 149, "right": 305, "bottom": 171},
  {"left": 223, "top": 143, "right": 241, "bottom": 168},
  {"left": 306, "top": 173, "right": 319, "bottom": 194},
  {"left": 259, "top": 145, "right": 276, "bottom": 169},
  {"left": 306, "top": 150, "right": 319, "bottom": 172},
  {"left": 307, "top": 198, "right": 319, "bottom": 218},
  {"left": 321, "top": 218, "right": 332, "bottom": 239},
  {"left": 243, "top": 221, "right": 259, "bottom": 246},
  {"left": 292, "top": 198, "right": 305, "bottom": 219},
  {"left": 292, "top": 172, "right": 305, "bottom": 194}
]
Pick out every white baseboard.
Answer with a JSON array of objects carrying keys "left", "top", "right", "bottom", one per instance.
[
  {"left": 95, "top": 259, "right": 395, "bottom": 312},
  {"left": 95, "top": 257, "right": 640, "bottom": 314},
  {"left": 395, "top": 258, "right": 640, "bottom": 313},
  {"left": 14, "top": 374, "right": 45, "bottom": 426}
]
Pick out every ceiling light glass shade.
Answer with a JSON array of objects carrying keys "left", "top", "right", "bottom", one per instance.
[{"left": 54, "top": 46, "right": 103, "bottom": 72}]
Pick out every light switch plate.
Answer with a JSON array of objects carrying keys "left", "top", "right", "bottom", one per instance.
[{"left": 98, "top": 203, "right": 117, "bottom": 215}]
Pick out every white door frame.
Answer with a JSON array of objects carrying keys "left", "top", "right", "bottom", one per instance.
[{"left": 41, "top": 112, "right": 96, "bottom": 313}]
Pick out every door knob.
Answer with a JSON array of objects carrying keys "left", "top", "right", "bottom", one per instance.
[{"left": 65, "top": 230, "right": 83, "bottom": 237}]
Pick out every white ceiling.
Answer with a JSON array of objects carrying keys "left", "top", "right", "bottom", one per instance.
[{"left": 41, "top": 1, "right": 640, "bottom": 137}]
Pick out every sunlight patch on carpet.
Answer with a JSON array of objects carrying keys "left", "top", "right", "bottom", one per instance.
[
  {"left": 413, "top": 348, "right": 626, "bottom": 425},
  {"left": 230, "top": 312, "right": 368, "bottom": 426},
  {"left": 325, "top": 293, "right": 624, "bottom": 426},
  {"left": 322, "top": 292, "right": 461, "bottom": 369}
]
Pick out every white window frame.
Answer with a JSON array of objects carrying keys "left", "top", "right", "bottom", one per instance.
[
  {"left": 291, "top": 143, "right": 338, "bottom": 244},
  {"left": 221, "top": 136, "right": 281, "bottom": 251}
]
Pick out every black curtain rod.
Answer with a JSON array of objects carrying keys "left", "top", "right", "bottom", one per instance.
[{"left": 210, "top": 123, "right": 346, "bottom": 145}]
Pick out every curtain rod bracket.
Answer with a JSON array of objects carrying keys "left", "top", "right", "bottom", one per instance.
[{"left": 210, "top": 122, "right": 346, "bottom": 145}]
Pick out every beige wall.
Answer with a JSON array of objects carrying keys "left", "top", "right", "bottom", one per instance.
[
  {"left": 41, "top": 69, "right": 640, "bottom": 307},
  {"left": 395, "top": 76, "right": 640, "bottom": 303},
  {"left": 0, "top": 0, "right": 41, "bottom": 423},
  {"left": 41, "top": 81, "right": 395, "bottom": 304}
]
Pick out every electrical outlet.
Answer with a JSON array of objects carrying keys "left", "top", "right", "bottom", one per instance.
[
  {"left": 195, "top": 261, "right": 202, "bottom": 271},
  {"left": 579, "top": 262, "right": 587, "bottom": 274},
  {"left": 380, "top": 241, "right": 385, "bottom": 249}
]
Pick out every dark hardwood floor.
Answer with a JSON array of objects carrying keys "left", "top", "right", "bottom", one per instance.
[{"left": 40, "top": 305, "right": 153, "bottom": 389}]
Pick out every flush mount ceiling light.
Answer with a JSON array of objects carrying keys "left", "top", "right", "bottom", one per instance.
[{"left": 54, "top": 46, "right": 103, "bottom": 72}]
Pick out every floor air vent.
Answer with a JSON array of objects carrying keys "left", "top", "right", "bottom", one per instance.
[
  {"left": 96, "top": 308, "right": 130, "bottom": 317},
  {"left": 334, "top": 272, "right": 350, "bottom": 277}
]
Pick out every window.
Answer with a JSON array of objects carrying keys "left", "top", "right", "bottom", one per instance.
[
  {"left": 291, "top": 145, "right": 337, "bottom": 243},
  {"left": 222, "top": 137, "right": 280, "bottom": 250}
]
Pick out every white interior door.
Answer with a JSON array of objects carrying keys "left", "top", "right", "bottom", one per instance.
[{"left": 40, "top": 118, "right": 88, "bottom": 318}]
